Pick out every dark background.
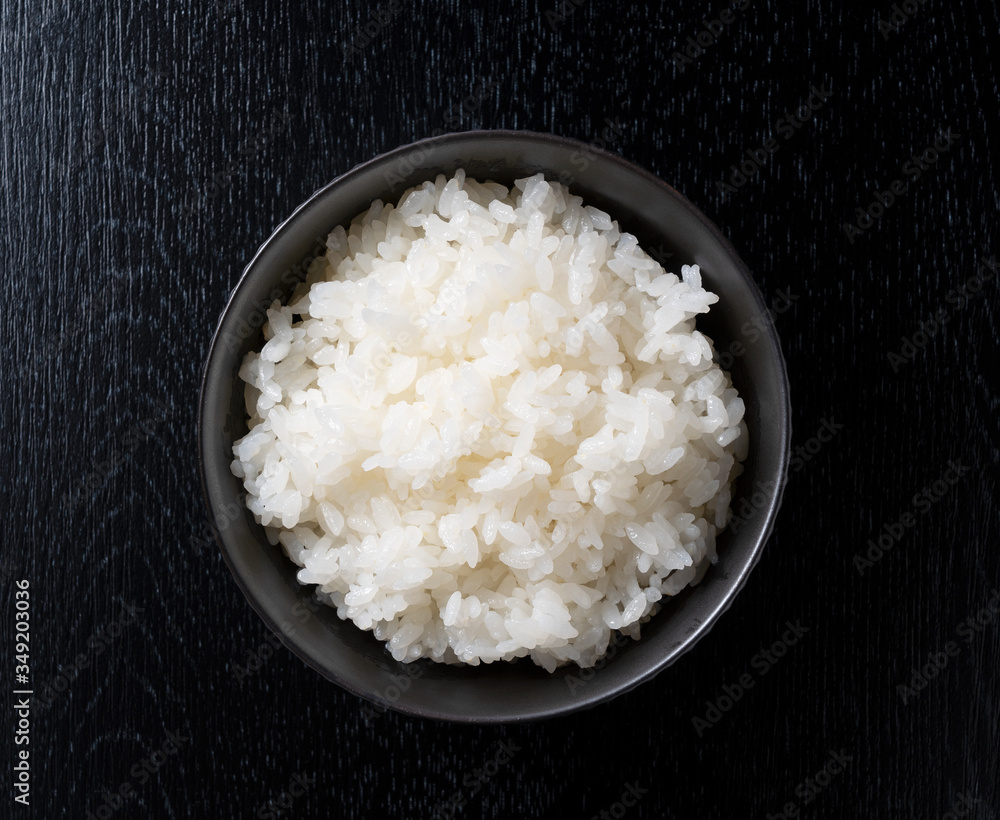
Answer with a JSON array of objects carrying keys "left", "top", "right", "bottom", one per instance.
[{"left": 3, "top": 1, "right": 999, "bottom": 817}]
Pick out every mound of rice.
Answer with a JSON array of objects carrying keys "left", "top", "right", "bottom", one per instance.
[{"left": 231, "top": 170, "right": 747, "bottom": 671}]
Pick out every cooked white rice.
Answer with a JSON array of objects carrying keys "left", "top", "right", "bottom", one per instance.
[{"left": 231, "top": 170, "right": 747, "bottom": 671}]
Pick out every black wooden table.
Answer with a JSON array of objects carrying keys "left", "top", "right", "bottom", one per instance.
[{"left": 3, "top": 2, "right": 998, "bottom": 817}]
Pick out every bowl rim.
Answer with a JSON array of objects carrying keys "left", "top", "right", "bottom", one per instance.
[{"left": 197, "top": 128, "right": 792, "bottom": 722}]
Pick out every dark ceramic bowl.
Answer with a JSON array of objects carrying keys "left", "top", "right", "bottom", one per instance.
[{"left": 198, "top": 130, "right": 791, "bottom": 723}]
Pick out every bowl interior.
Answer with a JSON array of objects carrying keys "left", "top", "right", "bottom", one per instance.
[{"left": 199, "top": 130, "right": 790, "bottom": 722}]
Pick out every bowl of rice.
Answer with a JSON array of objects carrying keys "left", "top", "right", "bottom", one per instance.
[{"left": 198, "top": 130, "right": 790, "bottom": 722}]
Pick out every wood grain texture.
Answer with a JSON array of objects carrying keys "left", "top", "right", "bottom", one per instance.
[{"left": 2, "top": 0, "right": 998, "bottom": 817}]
